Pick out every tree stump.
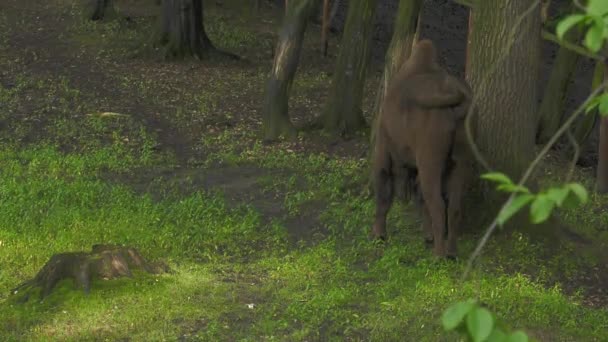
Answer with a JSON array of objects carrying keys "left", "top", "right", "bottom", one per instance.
[{"left": 11, "top": 244, "right": 170, "bottom": 303}]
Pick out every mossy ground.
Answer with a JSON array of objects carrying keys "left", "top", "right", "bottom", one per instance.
[{"left": 1, "top": 0, "right": 607, "bottom": 341}]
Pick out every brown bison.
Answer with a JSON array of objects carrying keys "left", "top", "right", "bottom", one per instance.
[{"left": 371, "top": 39, "right": 473, "bottom": 259}]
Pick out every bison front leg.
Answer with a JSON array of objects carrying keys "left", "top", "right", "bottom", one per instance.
[{"left": 371, "top": 141, "right": 394, "bottom": 240}]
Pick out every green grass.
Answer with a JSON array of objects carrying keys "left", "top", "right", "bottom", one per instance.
[
  {"left": 2, "top": 0, "right": 608, "bottom": 340},
  {"left": 2, "top": 136, "right": 608, "bottom": 340}
]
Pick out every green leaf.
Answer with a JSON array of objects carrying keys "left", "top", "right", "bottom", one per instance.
[
  {"left": 506, "top": 330, "right": 529, "bottom": 342},
  {"left": 556, "top": 14, "right": 586, "bottom": 40},
  {"left": 585, "top": 96, "right": 602, "bottom": 113},
  {"left": 487, "top": 327, "right": 508, "bottom": 342},
  {"left": 587, "top": 0, "right": 608, "bottom": 17},
  {"left": 497, "top": 183, "right": 530, "bottom": 194},
  {"left": 497, "top": 194, "right": 534, "bottom": 226},
  {"left": 567, "top": 183, "right": 589, "bottom": 204},
  {"left": 442, "top": 300, "right": 475, "bottom": 331},
  {"left": 546, "top": 187, "right": 570, "bottom": 207},
  {"left": 481, "top": 172, "right": 513, "bottom": 186},
  {"left": 530, "top": 194, "right": 555, "bottom": 224},
  {"left": 466, "top": 307, "right": 495, "bottom": 342},
  {"left": 583, "top": 18, "right": 605, "bottom": 52},
  {"left": 599, "top": 94, "right": 608, "bottom": 116}
]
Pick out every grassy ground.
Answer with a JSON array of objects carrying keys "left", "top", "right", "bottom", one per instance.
[{"left": 1, "top": 0, "right": 608, "bottom": 341}]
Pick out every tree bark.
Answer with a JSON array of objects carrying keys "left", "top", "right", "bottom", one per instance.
[
  {"left": 367, "top": 0, "right": 422, "bottom": 193},
  {"left": 159, "top": 0, "right": 238, "bottom": 60},
  {"left": 536, "top": 30, "right": 581, "bottom": 144},
  {"left": 370, "top": 0, "right": 422, "bottom": 131},
  {"left": 262, "top": 0, "right": 320, "bottom": 141},
  {"left": 573, "top": 61, "right": 604, "bottom": 153},
  {"left": 320, "top": 0, "right": 377, "bottom": 135},
  {"left": 465, "top": 0, "right": 541, "bottom": 180},
  {"left": 88, "top": 0, "right": 116, "bottom": 21},
  {"left": 596, "top": 61, "right": 608, "bottom": 193},
  {"left": 321, "top": 0, "right": 330, "bottom": 56}
]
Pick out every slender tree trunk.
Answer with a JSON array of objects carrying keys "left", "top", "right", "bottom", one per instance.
[
  {"left": 466, "top": 0, "right": 540, "bottom": 180},
  {"left": 262, "top": 0, "right": 320, "bottom": 141},
  {"left": 370, "top": 0, "right": 422, "bottom": 127},
  {"left": 159, "top": 0, "right": 238, "bottom": 60},
  {"left": 320, "top": 0, "right": 377, "bottom": 135},
  {"left": 596, "top": 61, "right": 608, "bottom": 193},
  {"left": 536, "top": 30, "right": 581, "bottom": 144},
  {"left": 573, "top": 61, "right": 604, "bottom": 151},
  {"left": 321, "top": 0, "right": 330, "bottom": 56},
  {"left": 88, "top": 0, "right": 116, "bottom": 21},
  {"left": 320, "top": 0, "right": 340, "bottom": 57},
  {"left": 367, "top": 0, "right": 422, "bottom": 193}
]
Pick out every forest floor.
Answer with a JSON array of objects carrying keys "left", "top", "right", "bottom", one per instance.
[{"left": 1, "top": 0, "right": 608, "bottom": 341}]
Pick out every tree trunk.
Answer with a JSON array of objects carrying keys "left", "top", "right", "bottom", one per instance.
[
  {"left": 596, "top": 61, "right": 608, "bottom": 193},
  {"left": 329, "top": 0, "right": 340, "bottom": 27},
  {"left": 367, "top": 0, "right": 422, "bottom": 194},
  {"left": 536, "top": 31, "right": 581, "bottom": 144},
  {"left": 88, "top": 0, "right": 116, "bottom": 21},
  {"left": 321, "top": 0, "right": 330, "bottom": 56},
  {"left": 320, "top": 0, "right": 377, "bottom": 135},
  {"left": 573, "top": 61, "right": 604, "bottom": 152},
  {"left": 160, "top": 0, "right": 237, "bottom": 60},
  {"left": 370, "top": 0, "right": 422, "bottom": 131},
  {"left": 262, "top": 0, "right": 320, "bottom": 141},
  {"left": 465, "top": 8, "right": 473, "bottom": 75},
  {"left": 320, "top": 0, "right": 340, "bottom": 56},
  {"left": 465, "top": 0, "right": 540, "bottom": 180}
]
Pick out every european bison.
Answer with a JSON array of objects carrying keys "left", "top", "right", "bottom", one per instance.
[{"left": 371, "top": 39, "right": 473, "bottom": 259}]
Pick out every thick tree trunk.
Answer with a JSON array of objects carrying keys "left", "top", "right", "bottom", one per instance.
[
  {"left": 536, "top": 31, "right": 581, "bottom": 144},
  {"left": 160, "top": 0, "right": 237, "bottom": 60},
  {"left": 465, "top": 0, "right": 540, "bottom": 180},
  {"left": 262, "top": 0, "right": 320, "bottom": 141},
  {"left": 88, "top": 0, "right": 116, "bottom": 21},
  {"left": 320, "top": 0, "right": 377, "bottom": 135},
  {"left": 596, "top": 61, "right": 608, "bottom": 193}
]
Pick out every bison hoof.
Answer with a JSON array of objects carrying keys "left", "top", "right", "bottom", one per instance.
[
  {"left": 370, "top": 225, "right": 387, "bottom": 241},
  {"left": 369, "top": 232, "right": 386, "bottom": 242}
]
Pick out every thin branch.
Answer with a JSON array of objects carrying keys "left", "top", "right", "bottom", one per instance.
[
  {"left": 573, "top": 0, "right": 586, "bottom": 12},
  {"left": 461, "top": 80, "right": 608, "bottom": 283},
  {"left": 542, "top": 30, "right": 605, "bottom": 61}
]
